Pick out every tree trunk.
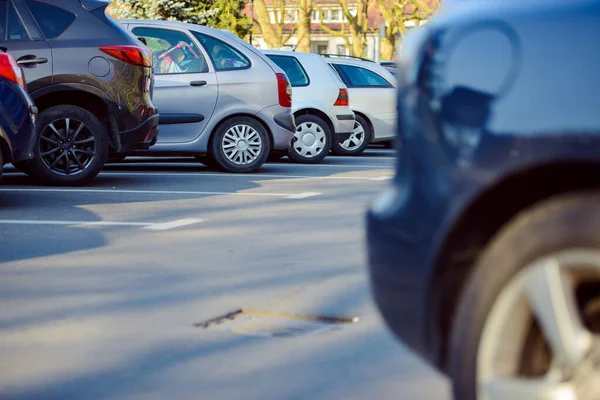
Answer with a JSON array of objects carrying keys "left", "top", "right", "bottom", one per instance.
[
  {"left": 253, "top": 0, "right": 283, "bottom": 48},
  {"left": 381, "top": 36, "right": 395, "bottom": 61},
  {"left": 296, "top": 0, "right": 312, "bottom": 52}
]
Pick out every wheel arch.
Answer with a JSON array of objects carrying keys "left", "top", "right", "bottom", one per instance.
[
  {"left": 294, "top": 108, "right": 335, "bottom": 134},
  {"left": 430, "top": 160, "right": 600, "bottom": 369},
  {"left": 352, "top": 111, "right": 372, "bottom": 136}
]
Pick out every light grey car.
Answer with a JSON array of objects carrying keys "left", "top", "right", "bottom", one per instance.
[{"left": 120, "top": 20, "right": 295, "bottom": 172}]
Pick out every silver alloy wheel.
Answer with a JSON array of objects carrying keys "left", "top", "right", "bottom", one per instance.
[
  {"left": 340, "top": 120, "right": 366, "bottom": 151},
  {"left": 293, "top": 122, "right": 326, "bottom": 158},
  {"left": 222, "top": 124, "right": 262, "bottom": 165},
  {"left": 477, "top": 249, "right": 600, "bottom": 400}
]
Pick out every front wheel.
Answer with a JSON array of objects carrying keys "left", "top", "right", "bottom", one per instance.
[
  {"left": 448, "top": 192, "right": 600, "bottom": 400},
  {"left": 26, "top": 105, "right": 109, "bottom": 186},
  {"left": 288, "top": 114, "right": 332, "bottom": 164},
  {"left": 210, "top": 117, "right": 270, "bottom": 173},
  {"left": 331, "top": 114, "right": 371, "bottom": 156}
]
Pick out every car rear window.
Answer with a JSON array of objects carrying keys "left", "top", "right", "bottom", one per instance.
[
  {"left": 333, "top": 64, "right": 393, "bottom": 88},
  {"left": 24, "top": 0, "right": 75, "bottom": 39},
  {"left": 266, "top": 55, "right": 310, "bottom": 87}
]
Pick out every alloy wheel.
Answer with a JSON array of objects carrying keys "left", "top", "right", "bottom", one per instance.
[
  {"left": 340, "top": 120, "right": 366, "bottom": 151},
  {"left": 39, "top": 118, "right": 96, "bottom": 176},
  {"left": 477, "top": 249, "right": 600, "bottom": 399},
  {"left": 222, "top": 124, "right": 263, "bottom": 165},
  {"left": 293, "top": 122, "right": 326, "bottom": 158}
]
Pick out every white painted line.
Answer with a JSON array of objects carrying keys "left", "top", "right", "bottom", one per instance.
[
  {"left": 0, "top": 188, "right": 314, "bottom": 198},
  {"left": 286, "top": 192, "right": 321, "bottom": 199},
  {"left": 106, "top": 162, "right": 394, "bottom": 169},
  {"left": 0, "top": 219, "right": 151, "bottom": 227},
  {"left": 370, "top": 176, "right": 393, "bottom": 181},
  {"left": 100, "top": 171, "right": 391, "bottom": 181},
  {"left": 143, "top": 218, "right": 203, "bottom": 231}
]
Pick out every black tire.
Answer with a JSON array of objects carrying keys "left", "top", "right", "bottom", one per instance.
[
  {"left": 447, "top": 192, "right": 600, "bottom": 400},
  {"left": 288, "top": 114, "right": 332, "bottom": 164},
  {"left": 267, "top": 150, "right": 287, "bottom": 162},
  {"left": 12, "top": 161, "right": 33, "bottom": 175},
  {"left": 382, "top": 140, "right": 396, "bottom": 149},
  {"left": 210, "top": 116, "right": 270, "bottom": 173},
  {"left": 331, "top": 114, "right": 371, "bottom": 156},
  {"left": 26, "top": 105, "right": 109, "bottom": 186},
  {"left": 194, "top": 154, "right": 218, "bottom": 168}
]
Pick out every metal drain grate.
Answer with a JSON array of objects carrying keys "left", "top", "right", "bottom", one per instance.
[{"left": 194, "top": 309, "right": 359, "bottom": 338}]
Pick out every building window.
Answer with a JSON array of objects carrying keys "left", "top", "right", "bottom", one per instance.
[
  {"left": 336, "top": 44, "right": 347, "bottom": 55},
  {"left": 311, "top": 9, "right": 319, "bottom": 22},
  {"left": 330, "top": 9, "right": 341, "bottom": 21},
  {"left": 321, "top": 9, "right": 330, "bottom": 21}
]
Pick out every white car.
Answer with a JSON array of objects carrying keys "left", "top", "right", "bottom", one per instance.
[
  {"left": 324, "top": 56, "right": 397, "bottom": 156},
  {"left": 263, "top": 50, "right": 355, "bottom": 163}
]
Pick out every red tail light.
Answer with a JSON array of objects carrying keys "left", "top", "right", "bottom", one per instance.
[
  {"left": 276, "top": 73, "right": 292, "bottom": 107},
  {"left": 99, "top": 45, "right": 152, "bottom": 68},
  {"left": 334, "top": 88, "right": 349, "bottom": 107},
  {"left": 0, "top": 53, "right": 26, "bottom": 90}
]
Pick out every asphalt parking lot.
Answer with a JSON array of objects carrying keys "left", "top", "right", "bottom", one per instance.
[{"left": 0, "top": 148, "right": 449, "bottom": 400}]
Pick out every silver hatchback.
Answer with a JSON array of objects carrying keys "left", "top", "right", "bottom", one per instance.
[{"left": 120, "top": 20, "right": 295, "bottom": 172}]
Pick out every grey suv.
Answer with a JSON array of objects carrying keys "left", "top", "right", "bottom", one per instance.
[
  {"left": 0, "top": 0, "right": 159, "bottom": 185},
  {"left": 121, "top": 20, "right": 295, "bottom": 173}
]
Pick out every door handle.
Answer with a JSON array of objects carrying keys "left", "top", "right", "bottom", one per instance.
[
  {"left": 17, "top": 56, "right": 48, "bottom": 66},
  {"left": 190, "top": 80, "right": 207, "bottom": 87}
]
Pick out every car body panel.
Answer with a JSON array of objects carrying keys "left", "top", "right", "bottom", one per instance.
[
  {"left": 263, "top": 50, "right": 355, "bottom": 137},
  {"left": 0, "top": 77, "right": 37, "bottom": 165},
  {"left": 366, "top": 0, "right": 600, "bottom": 367},
  {"left": 121, "top": 19, "right": 294, "bottom": 154},
  {"left": 326, "top": 58, "right": 397, "bottom": 141}
]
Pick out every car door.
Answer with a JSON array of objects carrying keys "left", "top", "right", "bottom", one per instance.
[
  {"left": 332, "top": 63, "right": 396, "bottom": 140},
  {"left": 129, "top": 24, "right": 218, "bottom": 144},
  {"left": 0, "top": 0, "right": 52, "bottom": 92}
]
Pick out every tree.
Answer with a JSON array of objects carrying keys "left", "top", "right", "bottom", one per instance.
[
  {"left": 295, "top": 0, "right": 312, "bottom": 52},
  {"left": 252, "top": 0, "right": 295, "bottom": 48},
  {"left": 319, "top": 0, "right": 369, "bottom": 58},
  {"left": 377, "top": 0, "right": 439, "bottom": 61}
]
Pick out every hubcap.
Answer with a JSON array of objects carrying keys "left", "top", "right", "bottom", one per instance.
[
  {"left": 477, "top": 249, "right": 600, "bottom": 399},
  {"left": 340, "top": 120, "right": 365, "bottom": 151},
  {"left": 39, "top": 118, "right": 96, "bottom": 176},
  {"left": 222, "top": 124, "right": 262, "bottom": 165},
  {"left": 293, "top": 122, "right": 326, "bottom": 158}
]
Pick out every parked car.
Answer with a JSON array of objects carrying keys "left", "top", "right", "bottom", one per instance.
[
  {"left": 379, "top": 61, "right": 398, "bottom": 77},
  {"left": 367, "top": 1, "right": 600, "bottom": 399},
  {"left": 120, "top": 20, "right": 295, "bottom": 173},
  {"left": 0, "top": 0, "right": 158, "bottom": 185},
  {"left": 324, "top": 56, "right": 397, "bottom": 156},
  {"left": 263, "top": 50, "right": 355, "bottom": 163},
  {"left": 0, "top": 52, "right": 36, "bottom": 181}
]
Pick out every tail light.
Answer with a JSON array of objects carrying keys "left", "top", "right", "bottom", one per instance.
[
  {"left": 334, "top": 88, "right": 349, "bottom": 107},
  {"left": 276, "top": 73, "right": 292, "bottom": 107},
  {"left": 0, "top": 53, "right": 26, "bottom": 90},
  {"left": 99, "top": 45, "right": 152, "bottom": 68}
]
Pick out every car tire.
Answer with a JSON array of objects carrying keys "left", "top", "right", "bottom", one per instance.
[
  {"left": 382, "top": 139, "right": 395, "bottom": 149},
  {"left": 12, "top": 161, "right": 33, "bottom": 175},
  {"left": 267, "top": 150, "right": 287, "bottom": 162},
  {"left": 194, "top": 154, "right": 218, "bottom": 168},
  {"left": 447, "top": 191, "right": 600, "bottom": 400},
  {"left": 26, "top": 105, "right": 109, "bottom": 186},
  {"left": 288, "top": 114, "right": 332, "bottom": 164},
  {"left": 331, "top": 114, "right": 371, "bottom": 156},
  {"left": 210, "top": 116, "right": 270, "bottom": 173}
]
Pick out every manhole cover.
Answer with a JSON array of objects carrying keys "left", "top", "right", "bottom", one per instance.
[{"left": 194, "top": 309, "right": 359, "bottom": 338}]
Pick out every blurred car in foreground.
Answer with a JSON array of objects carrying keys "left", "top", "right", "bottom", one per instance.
[
  {"left": 121, "top": 20, "right": 295, "bottom": 173},
  {"left": 367, "top": 0, "right": 600, "bottom": 399},
  {"left": 264, "top": 50, "right": 355, "bottom": 163},
  {"left": 0, "top": 52, "right": 36, "bottom": 181},
  {"left": 324, "top": 56, "right": 397, "bottom": 156},
  {"left": 1, "top": 0, "right": 158, "bottom": 185}
]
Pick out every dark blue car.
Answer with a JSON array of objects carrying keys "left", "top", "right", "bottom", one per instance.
[
  {"left": 0, "top": 52, "right": 37, "bottom": 181},
  {"left": 367, "top": 1, "right": 600, "bottom": 399}
]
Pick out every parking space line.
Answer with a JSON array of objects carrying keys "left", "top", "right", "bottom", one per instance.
[
  {"left": 0, "top": 188, "right": 321, "bottom": 199},
  {"left": 143, "top": 218, "right": 203, "bottom": 231},
  {"left": 286, "top": 192, "right": 321, "bottom": 199},
  {"left": 99, "top": 172, "right": 392, "bottom": 181}
]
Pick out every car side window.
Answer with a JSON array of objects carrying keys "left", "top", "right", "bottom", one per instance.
[
  {"left": 335, "top": 64, "right": 393, "bottom": 88},
  {"left": 132, "top": 26, "right": 208, "bottom": 75},
  {"left": 5, "top": 1, "right": 28, "bottom": 41},
  {"left": 266, "top": 55, "right": 309, "bottom": 87},
  {"left": 24, "top": 0, "right": 74, "bottom": 39},
  {"left": 191, "top": 32, "right": 250, "bottom": 71}
]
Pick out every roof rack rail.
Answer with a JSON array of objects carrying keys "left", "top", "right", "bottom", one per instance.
[{"left": 319, "top": 54, "right": 375, "bottom": 63}]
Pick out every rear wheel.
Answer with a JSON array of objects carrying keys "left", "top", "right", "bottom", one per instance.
[
  {"left": 26, "top": 105, "right": 108, "bottom": 185},
  {"left": 288, "top": 114, "right": 331, "bottom": 164},
  {"left": 331, "top": 114, "right": 371, "bottom": 156},
  {"left": 448, "top": 192, "right": 600, "bottom": 400},
  {"left": 210, "top": 116, "right": 270, "bottom": 173}
]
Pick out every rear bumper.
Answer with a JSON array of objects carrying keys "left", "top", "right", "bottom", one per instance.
[
  {"left": 332, "top": 111, "right": 355, "bottom": 138},
  {"left": 117, "top": 115, "right": 159, "bottom": 152},
  {"left": 257, "top": 105, "right": 295, "bottom": 151}
]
